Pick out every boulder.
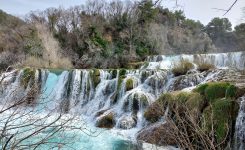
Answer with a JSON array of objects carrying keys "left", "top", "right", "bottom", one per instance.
[
  {"left": 137, "top": 122, "right": 177, "bottom": 146},
  {"left": 118, "top": 115, "right": 137, "bottom": 129},
  {"left": 96, "top": 112, "right": 115, "bottom": 129}
]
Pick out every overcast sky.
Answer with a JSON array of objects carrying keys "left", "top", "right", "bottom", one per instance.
[{"left": 0, "top": 0, "right": 244, "bottom": 27}]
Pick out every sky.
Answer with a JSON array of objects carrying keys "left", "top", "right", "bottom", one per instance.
[{"left": 0, "top": 0, "right": 244, "bottom": 27}]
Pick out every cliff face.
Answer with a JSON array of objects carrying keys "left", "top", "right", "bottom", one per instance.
[{"left": 147, "top": 24, "right": 216, "bottom": 55}]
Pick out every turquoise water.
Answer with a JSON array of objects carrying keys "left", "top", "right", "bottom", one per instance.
[{"left": 35, "top": 72, "right": 138, "bottom": 150}]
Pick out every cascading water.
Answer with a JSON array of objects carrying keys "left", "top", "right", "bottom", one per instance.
[
  {"left": 1, "top": 51, "right": 245, "bottom": 149},
  {"left": 145, "top": 51, "right": 245, "bottom": 70}
]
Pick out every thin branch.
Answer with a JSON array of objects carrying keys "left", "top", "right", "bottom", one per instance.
[{"left": 223, "top": 0, "right": 238, "bottom": 16}]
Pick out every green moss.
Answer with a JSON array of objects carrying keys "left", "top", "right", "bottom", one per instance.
[
  {"left": 144, "top": 91, "right": 205, "bottom": 123},
  {"left": 194, "top": 83, "right": 209, "bottom": 95},
  {"left": 119, "top": 69, "right": 126, "bottom": 77},
  {"left": 194, "top": 82, "right": 236, "bottom": 103},
  {"left": 202, "top": 98, "right": 239, "bottom": 144},
  {"left": 21, "top": 68, "right": 35, "bottom": 88},
  {"left": 111, "top": 69, "right": 117, "bottom": 79},
  {"left": 126, "top": 78, "right": 134, "bottom": 91},
  {"left": 204, "top": 82, "right": 230, "bottom": 103},
  {"left": 225, "top": 85, "right": 237, "bottom": 98}
]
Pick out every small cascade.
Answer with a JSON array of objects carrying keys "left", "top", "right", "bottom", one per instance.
[{"left": 145, "top": 51, "right": 245, "bottom": 70}]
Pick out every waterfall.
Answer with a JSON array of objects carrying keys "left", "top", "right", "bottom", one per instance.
[
  {"left": 1, "top": 51, "right": 245, "bottom": 149},
  {"left": 145, "top": 51, "right": 245, "bottom": 70}
]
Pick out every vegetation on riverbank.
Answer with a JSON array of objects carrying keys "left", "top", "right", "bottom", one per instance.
[{"left": 141, "top": 81, "right": 242, "bottom": 149}]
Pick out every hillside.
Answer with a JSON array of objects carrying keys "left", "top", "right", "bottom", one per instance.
[{"left": 0, "top": 0, "right": 244, "bottom": 70}]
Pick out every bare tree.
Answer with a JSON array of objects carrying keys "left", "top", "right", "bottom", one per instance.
[{"left": 0, "top": 71, "right": 97, "bottom": 150}]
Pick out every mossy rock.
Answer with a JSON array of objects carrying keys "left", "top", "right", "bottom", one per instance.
[
  {"left": 21, "top": 68, "right": 35, "bottom": 88},
  {"left": 141, "top": 70, "right": 151, "bottom": 83},
  {"left": 119, "top": 69, "right": 126, "bottom": 77},
  {"left": 144, "top": 91, "right": 205, "bottom": 123},
  {"left": 111, "top": 69, "right": 117, "bottom": 79},
  {"left": 194, "top": 82, "right": 235, "bottom": 103},
  {"left": 225, "top": 85, "right": 237, "bottom": 98},
  {"left": 194, "top": 83, "right": 209, "bottom": 95},
  {"left": 202, "top": 98, "right": 239, "bottom": 144},
  {"left": 186, "top": 92, "right": 205, "bottom": 112},
  {"left": 96, "top": 112, "right": 115, "bottom": 129},
  {"left": 144, "top": 93, "right": 173, "bottom": 123},
  {"left": 205, "top": 82, "right": 230, "bottom": 102},
  {"left": 126, "top": 78, "right": 134, "bottom": 91},
  {"left": 90, "top": 69, "right": 101, "bottom": 88}
]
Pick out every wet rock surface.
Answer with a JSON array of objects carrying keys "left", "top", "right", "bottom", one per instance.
[
  {"left": 118, "top": 115, "right": 137, "bottom": 129},
  {"left": 137, "top": 122, "right": 177, "bottom": 146}
]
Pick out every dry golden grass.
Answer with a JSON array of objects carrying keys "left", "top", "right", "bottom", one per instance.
[
  {"left": 172, "top": 59, "right": 194, "bottom": 76},
  {"left": 197, "top": 62, "right": 215, "bottom": 72}
]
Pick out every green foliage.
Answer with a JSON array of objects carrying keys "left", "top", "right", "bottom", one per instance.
[
  {"left": 138, "top": 0, "right": 158, "bottom": 24},
  {"left": 172, "top": 59, "right": 194, "bottom": 76},
  {"left": 183, "top": 19, "right": 204, "bottom": 31},
  {"left": 205, "top": 17, "right": 232, "bottom": 40},
  {"left": 126, "top": 78, "right": 134, "bottom": 91},
  {"left": 89, "top": 26, "right": 109, "bottom": 57},
  {"left": 135, "top": 40, "right": 151, "bottom": 57}
]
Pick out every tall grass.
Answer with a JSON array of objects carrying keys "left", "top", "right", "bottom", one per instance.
[{"left": 172, "top": 59, "right": 194, "bottom": 76}]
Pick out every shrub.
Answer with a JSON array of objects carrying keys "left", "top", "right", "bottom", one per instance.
[
  {"left": 171, "top": 59, "right": 194, "bottom": 76},
  {"left": 197, "top": 62, "right": 215, "bottom": 72}
]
